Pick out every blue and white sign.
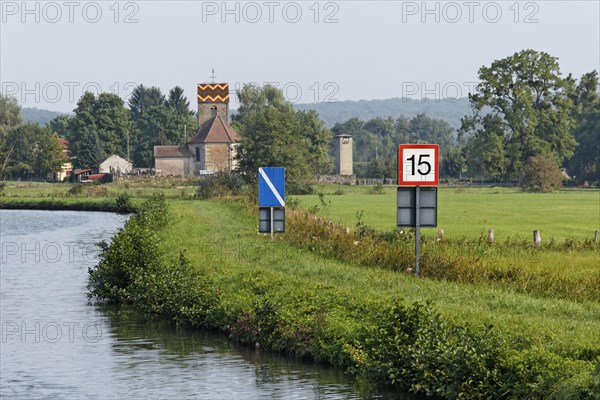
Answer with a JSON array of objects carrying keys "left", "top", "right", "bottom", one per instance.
[{"left": 258, "top": 167, "right": 285, "bottom": 207}]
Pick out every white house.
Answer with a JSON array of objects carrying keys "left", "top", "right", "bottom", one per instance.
[{"left": 98, "top": 155, "right": 133, "bottom": 175}]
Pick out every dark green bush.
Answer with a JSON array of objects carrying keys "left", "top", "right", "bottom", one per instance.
[
  {"left": 197, "top": 172, "right": 246, "bottom": 199},
  {"left": 115, "top": 192, "right": 134, "bottom": 213}
]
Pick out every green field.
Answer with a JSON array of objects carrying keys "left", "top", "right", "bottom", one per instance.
[{"left": 297, "top": 185, "right": 600, "bottom": 241}]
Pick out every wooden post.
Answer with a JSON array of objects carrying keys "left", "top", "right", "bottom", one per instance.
[
  {"left": 594, "top": 230, "right": 599, "bottom": 242},
  {"left": 533, "top": 230, "right": 541, "bottom": 247},
  {"left": 438, "top": 229, "right": 445, "bottom": 241},
  {"left": 488, "top": 229, "right": 494, "bottom": 243}
]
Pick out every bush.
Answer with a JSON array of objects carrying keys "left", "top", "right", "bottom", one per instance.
[
  {"left": 115, "top": 193, "right": 134, "bottom": 213},
  {"left": 197, "top": 172, "right": 246, "bottom": 199},
  {"left": 521, "top": 155, "right": 564, "bottom": 192}
]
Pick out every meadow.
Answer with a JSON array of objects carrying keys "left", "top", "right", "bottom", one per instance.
[{"left": 296, "top": 184, "right": 600, "bottom": 242}]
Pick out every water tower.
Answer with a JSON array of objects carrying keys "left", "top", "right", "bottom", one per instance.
[{"left": 334, "top": 134, "right": 353, "bottom": 176}]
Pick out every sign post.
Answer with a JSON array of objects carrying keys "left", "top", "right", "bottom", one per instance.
[
  {"left": 397, "top": 144, "right": 439, "bottom": 277},
  {"left": 258, "top": 167, "right": 285, "bottom": 239}
]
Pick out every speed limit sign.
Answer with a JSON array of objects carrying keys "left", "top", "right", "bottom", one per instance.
[{"left": 398, "top": 144, "right": 439, "bottom": 186}]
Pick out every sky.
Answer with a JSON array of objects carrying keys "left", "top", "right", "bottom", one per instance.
[{"left": 1, "top": 0, "right": 599, "bottom": 113}]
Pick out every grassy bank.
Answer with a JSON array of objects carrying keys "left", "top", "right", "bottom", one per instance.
[{"left": 88, "top": 196, "right": 600, "bottom": 398}]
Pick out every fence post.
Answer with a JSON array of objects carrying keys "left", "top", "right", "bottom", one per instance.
[
  {"left": 438, "top": 229, "right": 445, "bottom": 241},
  {"left": 533, "top": 230, "right": 541, "bottom": 247},
  {"left": 488, "top": 229, "right": 494, "bottom": 243},
  {"left": 594, "top": 230, "right": 599, "bottom": 242}
]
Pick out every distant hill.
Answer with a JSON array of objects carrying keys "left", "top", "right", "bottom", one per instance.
[
  {"left": 21, "top": 107, "right": 67, "bottom": 126},
  {"left": 294, "top": 97, "right": 473, "bottom": 131}
]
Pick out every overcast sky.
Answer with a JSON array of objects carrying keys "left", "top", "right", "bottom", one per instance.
[{"left": 1, "top": 0, "right": 599, "bottom": 113}]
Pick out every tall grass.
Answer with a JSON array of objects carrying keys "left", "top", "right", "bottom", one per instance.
[{"left": 283, "top": 209, "right": 600, "bottom": 303}]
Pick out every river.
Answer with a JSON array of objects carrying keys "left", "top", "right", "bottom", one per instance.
[{"left": 0, "top": 210, "right": 415, "bottom": 399}]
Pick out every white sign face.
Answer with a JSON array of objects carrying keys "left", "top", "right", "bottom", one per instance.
[{"left": 398, "top": 144, "right": 439, "bottom": 186}]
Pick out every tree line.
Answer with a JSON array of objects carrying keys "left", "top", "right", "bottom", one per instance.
[
  {"left": 332, "top": 50, "right": 599, "bottom": 188},
  {"left": 0, "top": 85, "right": 198, "bottom": 181},
  {"left": 1, "top": 49, "right": 598, "bottom": 191}
]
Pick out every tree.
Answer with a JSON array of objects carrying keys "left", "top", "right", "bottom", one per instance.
[
  {"left": 566, "top": 71, "right": 600, "bottom": 185},
  {"left": 409, "top": 113, "right": 454, "bottom": 147},
  {"left": 1, "top": 124, "right": 63, "bottom": 179},
  {"left": 233, "top": 84, "right": 330, "bottom": 194},
  {"left": 128, "top": 85, "right": 197, "bottom": 167},
  {"left": 71, "top": 126, "right": 103, "bottom": 168},
  {"left": 128, "top": 85, "right": 166, "bottom": 121},
  {"left": 461, "top": 50, "right": 576, "bottom": 181},
  {"left": 167, "top": 86, "right": 194, "bottom": 116},
  {"left": 520, "top": 155, "right": 564, "bottom": 192},
  {"left": 0, "top": 93, "right": 22, "bottom": 128},
  {"left": 66, "top": 92, "right": 132, "bottom": 167}
]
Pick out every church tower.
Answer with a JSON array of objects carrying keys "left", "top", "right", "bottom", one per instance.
[{"left": 197, "top": 83, "right": 229, "bottom": 124}]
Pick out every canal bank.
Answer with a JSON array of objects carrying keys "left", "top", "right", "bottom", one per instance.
[
  {"left": 3, "top": 195, "right": 599, "bottom": 398},
  {"left": 86, "top": 196, "right": 600, "bottom": 399},
  {"left": 0, "top": 208, "right": 398, "bottom": 399}
]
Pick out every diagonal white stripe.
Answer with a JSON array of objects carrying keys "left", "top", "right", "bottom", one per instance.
[{"left": 259, "top": 168, "right": 285, "bottom": 206}]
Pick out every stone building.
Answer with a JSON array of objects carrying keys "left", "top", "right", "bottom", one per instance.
[
  {"left": 154, "top": 83, "right": 240, "bottom": 176},
  {"left": 334, "top": 134, "right": 353, "bottom": 176}
]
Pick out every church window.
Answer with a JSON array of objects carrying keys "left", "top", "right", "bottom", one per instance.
[{"left": 195, "top": 147, "right": 200, "bottom": 161}]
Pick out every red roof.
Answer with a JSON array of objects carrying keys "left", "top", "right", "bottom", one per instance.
[{"left": 187, "top": 115, "right": 240, "bottom": 144}]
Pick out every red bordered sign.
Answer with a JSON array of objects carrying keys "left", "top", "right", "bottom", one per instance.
[{"left": 398, "top": 144, "right": 439, "bottom": 186}]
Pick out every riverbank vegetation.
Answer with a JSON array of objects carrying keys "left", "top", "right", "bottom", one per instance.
[{"left": 86, "top": 195, "right": 600, "bottom": 399}]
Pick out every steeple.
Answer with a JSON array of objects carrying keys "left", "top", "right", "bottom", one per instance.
[{"left": 197, "top": 81, "right": 229, "bottom": 125}]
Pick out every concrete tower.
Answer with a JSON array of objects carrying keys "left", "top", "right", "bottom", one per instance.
[
  {"left": 334, "top": 134, "right": 353, "bottom": 176},
  {"left": 197, "top": 83, "right": 229, "bottom": 125}
]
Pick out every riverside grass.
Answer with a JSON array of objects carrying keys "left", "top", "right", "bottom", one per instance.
[{"left": 88, "top": 196, "right": 600, "bottom": 398}]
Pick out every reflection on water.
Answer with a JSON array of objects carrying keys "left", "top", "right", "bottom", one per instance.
[{"left": 0, "top": 210, "right": 416, "bottom": 399}]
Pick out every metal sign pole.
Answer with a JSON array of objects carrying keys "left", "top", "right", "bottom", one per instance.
[
  {"left": 270, "top": 207, "right": 274, "bottom": 241},
  {"left": 415, "top": 186, "right": 420, "bottom": 277}
]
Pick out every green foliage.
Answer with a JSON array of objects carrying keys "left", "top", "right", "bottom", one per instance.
[
  {"left": 81, "top": 196, "right": 600, "bottom": 399},
  {"left": 115, "top": 192, "right": 134, "bottom": 213},
  {"left": 233, "top": 84, "right": 330, "bottom": 194},
  {"left": 285, "top": 207, "right": 600, "bottom": 302},
  {"left": 197, "top": 171, "right": 246, "bottom": 199},
  {"left": 67, "top": 92, "right": 133, "bottom": 168},
  {"left": 367, "top": 182, "right": 384, "bottom": 194},
  {"left": 332, "top": 113, "right": 456, "bottom": 179},
  {"left": 567, "top": 71, "right": 600, "bottom": 185},
  {"left": 128, "top": 85, "right": 197, "bottom": 167},
  {"left": 0, "top": 93, "right": 23, "bottom": 128},
  {"left": 0, "top": 123, "right": 64, "bottom": 179},
  {"left": 521, "top": 155, "right": 564, "bottom": 192},
  {"left": 461, "top": 49, "right": 577, "bottom": 181}
]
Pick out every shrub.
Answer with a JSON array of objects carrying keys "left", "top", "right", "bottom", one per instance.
[
  {"left": 68, "top": 184, "right": 85, "bottom": 196},
  {"left": 197, "top": 172, "right": 246, "bottom": 199},
  {"left": 521, "top": 155, "right": 564, "bottom": 192},
  {"left": 115, "top": 193, "right": 134, "bottom": 213}
]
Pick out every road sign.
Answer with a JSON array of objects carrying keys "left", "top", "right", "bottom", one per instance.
[
  {"left": 258, "top": 167, "right": 285, "bottom": 207},
  {"left": 258, "top": 207, "right": 285, "bottom": 233},
  {"left": 397, "top": 187, "right": 437, "bottom": 227},
  {"left": 398, "top": 144, "right": 439, "bottom": 186}
]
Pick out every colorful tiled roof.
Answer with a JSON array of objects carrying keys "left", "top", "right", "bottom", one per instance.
[{"left": 197, "top": 83, "right": 229, "bottom": 103}]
